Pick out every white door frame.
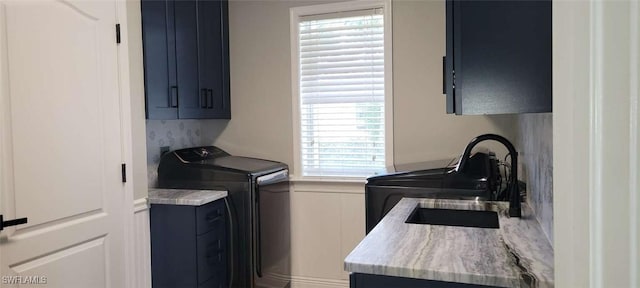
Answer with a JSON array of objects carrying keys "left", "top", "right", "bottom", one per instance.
[
  {"left": 554, "top": 0, "right": 639, "bottom": 286},
  {"left": 115, "top": 1, "right": 137, "bottom": 287}
]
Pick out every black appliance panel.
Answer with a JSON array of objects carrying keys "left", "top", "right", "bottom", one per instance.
[{"left": 365, "top": 151, "right": 500, "bottom": 233}]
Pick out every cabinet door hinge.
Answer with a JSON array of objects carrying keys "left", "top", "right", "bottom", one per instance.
[
  {"left": 452, "top": 70, "right": 456, "bottom": 89},
  {"left": 116, "top": 24, "right": 121, "bottom": 44},
  {"left": 121, "top": 163, "right": 127, "bottom": 183}
]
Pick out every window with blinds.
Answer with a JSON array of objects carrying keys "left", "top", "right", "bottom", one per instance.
[{"left": 297, "top": 8, "right": 386, "bottom": 178}]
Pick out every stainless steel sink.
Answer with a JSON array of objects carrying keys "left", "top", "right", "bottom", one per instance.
[{"left": 405, "top": 207, "right": 499, "bottom": 229}]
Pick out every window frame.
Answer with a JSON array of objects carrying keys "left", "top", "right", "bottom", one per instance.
[{"left": 290, "top": 0, "right": 394, "bottom": 181}]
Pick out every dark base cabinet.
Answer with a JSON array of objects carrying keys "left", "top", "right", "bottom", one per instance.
[
  {"left": 150, "top": 199, "right": 228, "bottom": 288},
  {"left": 349, "top": 273, "right": 498, "bottom": 288}
]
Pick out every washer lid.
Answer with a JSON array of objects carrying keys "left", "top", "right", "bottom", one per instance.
[
  {"left": 392, "top": 158, "right": 457, "bottom": 174},
  {"left": 202, "top": 156, "right": 287, "bottom": 174}
]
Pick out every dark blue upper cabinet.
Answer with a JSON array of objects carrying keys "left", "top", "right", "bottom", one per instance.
[
  {"left": 142, "top": 0, "right": 231, "bottom": 120},
  {"left": 444, "top": 0, "right": 552, "bottom": 115},
  {"left": 141, "top": 0, "right": 178, "bottom": 119},
  {"left": 197, "top": 0, "right": 230, "bottom": 119}
]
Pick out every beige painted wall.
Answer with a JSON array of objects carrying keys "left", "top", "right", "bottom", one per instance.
[{"left": 203, "top": 0, "right": 516, "bottom": 169}]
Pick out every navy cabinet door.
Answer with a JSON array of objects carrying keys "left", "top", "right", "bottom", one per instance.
[
  {"left": 150, "top": 200, "right": 228, "bottom": 288},
  {"left": 197, "top": 0, "right": 231, "bottom": 119},
  {"left": 445, "top": 0, "right": 552, "bottom": 115},
  {"left": 143, "top": 0, "right": 230, "bottom": 120},
  {"left": 175, "top": 0, "right": 207, "bottom": 119},
  {"left": 141, "top": 0, "right": 179, "bottom": 119},
  {"left": 445, "top": 0, "right": 455, "bottom": 114}
]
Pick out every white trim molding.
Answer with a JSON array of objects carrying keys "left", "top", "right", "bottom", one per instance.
[
  {"left": 291, "top": 179, "right": 365, "bottom": 194},
  {"left": 132, "top": 198, "right": 151, "bottom": 288},
  {"left": 134, "top": 198, "right": 149, "bottom": 213},
  {"left": 630, "top": 1, "right": 640, "bottom": 286},
  {"left": 115, "top": 1, "right": 138, "bottom": 287},
  {"left": 554, "top": 0, "right": 640, "bottom": 286},
  {"left": 290, "top": 275, "right": 349, "bottom": 288}
]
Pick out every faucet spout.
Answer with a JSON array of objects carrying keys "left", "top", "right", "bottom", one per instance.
[{"left": 457, "top": 134, "right": 521, "bottom": 217}]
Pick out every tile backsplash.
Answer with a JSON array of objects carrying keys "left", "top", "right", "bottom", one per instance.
[
  {"left": 146, "top": 120, "right": 206, "bottom": 187},
  {"left": 516, "top": 113, "right": 553, "bottom": 245}
]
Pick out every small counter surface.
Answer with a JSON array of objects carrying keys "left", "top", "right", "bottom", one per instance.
[
  {"left": 148, "top": 188, "right": 227, "bottom": 206},
  {"left": 344, "top": 198, "right": 554, "bottom": 288}
]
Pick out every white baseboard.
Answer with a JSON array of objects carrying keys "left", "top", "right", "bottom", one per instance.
[
  {"left": 258, "top": 273, "right": 348, "bottom": 288},
  {"left": 133, "top": 199, "right": 151, "bottom": 288},
  {"left": 256, "top": 272, "right": 291, "bottom": 288},
  {"left": 289, "top": 275, "right": 349, "bottom": 288}
]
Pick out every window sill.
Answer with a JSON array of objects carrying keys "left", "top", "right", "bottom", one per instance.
[
  {"left": 289, "top": 176, "right": 367, "bottom": 184},
  {"left": 289, "top": 175, "right": 366, "bottom": 194}
]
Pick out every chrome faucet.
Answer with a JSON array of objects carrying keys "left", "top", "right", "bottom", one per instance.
[{"left": 457, "top": 134, "right": 521, "bottom": 217}]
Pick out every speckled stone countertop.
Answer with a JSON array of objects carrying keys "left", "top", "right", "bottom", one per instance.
[
  {"left": 148, "top": 189, "right": 227, "bottom": 206},
  {"left": 344, "top": 198, "right": 554, "bottom": 288}
]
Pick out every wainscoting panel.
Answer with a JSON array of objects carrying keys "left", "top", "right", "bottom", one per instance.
[
  {"left": 133, "top": 199, "right": 152, "bottom": 288},
  {"left": 290, "top": 181, "right": 365, "bottom": 288}
]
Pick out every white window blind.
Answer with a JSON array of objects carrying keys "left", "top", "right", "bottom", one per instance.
[{"left": 298, "top": 8, "right": 385, "bottom": 178}]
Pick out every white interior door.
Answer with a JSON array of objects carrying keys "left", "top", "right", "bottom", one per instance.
[{"left": 0, "top": 0, "right": 126, "bottom": 287}]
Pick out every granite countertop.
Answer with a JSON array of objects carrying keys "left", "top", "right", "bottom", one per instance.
[
  {"left": 344, "top": 198, "right": 554, "bottom": 288},
  {"left": 148, "top": 188, "right": 228, "bottom": 206}
]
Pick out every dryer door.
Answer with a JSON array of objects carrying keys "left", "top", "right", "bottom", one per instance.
[{"left": 253, "top": 178, "right": 290, "bottom": 288}]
